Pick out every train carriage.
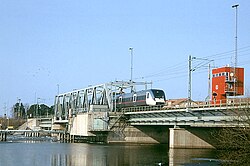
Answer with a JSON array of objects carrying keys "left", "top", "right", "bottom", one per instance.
[{"left": 115, "top": 89, "right": 166, "bottom": 108}]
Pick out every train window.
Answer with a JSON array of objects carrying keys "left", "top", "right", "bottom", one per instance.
[
  {"left": 137, "top": 95, "right": 145, "bottom": 101},
  {"left": 146, "top": 92, "right": 149, "bottom": 99},
  {"left": 152, "top": 90, "right": 165, "bottom": 99},
  {"left": 133, "top": 94, "right": 137, "bottom": 102},
  {"left": 141, "top": 95, "right": 146, "bottom": 100}
]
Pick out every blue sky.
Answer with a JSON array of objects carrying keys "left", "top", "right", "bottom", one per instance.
[{"left": 0, "top": 0, "right": 250, "bottom": 115}]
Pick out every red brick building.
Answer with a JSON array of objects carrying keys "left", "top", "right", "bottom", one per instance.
[{"left": 211, "top": 66, "right": 244, "bottom": 103}]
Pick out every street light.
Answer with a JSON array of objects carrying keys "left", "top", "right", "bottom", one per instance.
[
  {"left": 36, "top": 98, "right": 40, "bottom": 118},
  {"left": 57, "top": 84, "right": 60, "bottom": 95},
  {"left": 36, "top": 97, "right": 45, "bottom": 118},
  {"left": 232, "top": 4, "right": 239, "bottom": 68},
  {"left": 232, "top": 4, "right": 239, "bottom": 96}
]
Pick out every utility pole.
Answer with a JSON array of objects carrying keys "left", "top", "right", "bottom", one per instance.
[
  {"left": 18, "top": 98, "right": 21, "bottom": 119},
  {"left": 129, "top": 47, "right": 134, "bottom": 92},
  {"left": 188, "top": 55, "right": 213, "bottom": 109},
  {"left": 188, "top": 55, "right": 192, "bottom": 109},
  {"left": 3, "top": 103, "right": 7, "bottom": 118},
  {"left": 36, "top": 97, "right": 41, "bottom": 118},
  {"left": 208, "top": 63, "right": 211, "bottom": 102}
]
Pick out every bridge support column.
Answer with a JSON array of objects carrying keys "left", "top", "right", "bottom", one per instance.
[
  {"left": 1, "top": 132, "right": 7, "bottom": 141},
  {"left": 70, "top": 135, "right": 75, "bottom": 143},
  {"left": 169, "top": 128, "right": 214, "bottom": 149}
]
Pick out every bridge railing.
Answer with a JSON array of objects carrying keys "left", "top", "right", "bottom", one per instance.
[
  {"left": 28, "top": 115, "right": 54, "bottom": 119},
  {"left": 121, "top": 105, "right": 164, "bottom": 112},
  {"left": 191, "top": 98, "right": 250, "bottom": 110},
  {"left": 122, "top": 98, "right": 250, "bottom": 112}
]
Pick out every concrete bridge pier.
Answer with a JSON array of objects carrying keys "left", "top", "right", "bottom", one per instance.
[
  {"left": 65, "top": 133, "right": 70, "bottom": 143},
  {"left": 0, "top": 132, "right": 7, "bottom": 141},
  {"left": 57, "top": 133, "right": 71, "bottom": 143},
  {"left": 24, "top": 131, "right": 40, "bottom": 137},
  {"left": 169, "top": 127, "right": 215, "bottom": 149},
  {"left": 58, "top": 133, "right": 64, "bottom": 142},
  {"left": 70, "top": 135, "right": 75, "bottom": 143},
  {"left": 32, "top": 132, "right": 39, "bottom": 137}
]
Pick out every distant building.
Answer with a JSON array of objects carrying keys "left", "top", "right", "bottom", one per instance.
[
  {"left": 211, "top": 66, "right": 244, "bottom": 103},
  {"left": 164, "top": 98, "right": 199, "bottom": 108}
]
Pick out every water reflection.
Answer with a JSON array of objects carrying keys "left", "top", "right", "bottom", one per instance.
[
  {"left": 50, "top": 143, "right": 168, "bottom": 166},
  {"left": 0, "top": 142, "right": 221, "bottom": 166},
  {"left": 169, "top": 148, "right": 219, "bottom": 166},
  {"left": 51, "top": 154, "right": 89, "bottom": 166}
]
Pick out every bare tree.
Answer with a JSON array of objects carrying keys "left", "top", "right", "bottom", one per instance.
[{"left": 216, "top": 107, "right": 250, "bottom": 165}]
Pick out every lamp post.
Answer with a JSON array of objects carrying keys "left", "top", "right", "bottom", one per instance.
[
  {"left": 36, "top": 97, "right": 43, "bottom": 118},
  {"left": 232, "top": 4, "right": 239, "bottom": 96},
  {"left": 232, "top": 4, "right": 239, "bottom": 68},
  {"left": 57, "top": 84, "right": 60, "bottom": 95},
  {"left": 36, "top": 98, "right": 40, "bottom": 118}
]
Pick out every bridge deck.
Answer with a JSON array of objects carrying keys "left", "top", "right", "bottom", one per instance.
[{"left": 123, "top": 103, "right": 250, "bottom": 127}]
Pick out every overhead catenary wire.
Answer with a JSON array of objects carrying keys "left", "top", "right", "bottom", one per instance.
[
  {"left": 135, "top": 45, "right": 250, "bottom": 83},
  {"left": 133, "top": 60, "right": 188, "bottom": 80},
  {"left": 203, "top": 45, "right": 250, "bottom": 59}
]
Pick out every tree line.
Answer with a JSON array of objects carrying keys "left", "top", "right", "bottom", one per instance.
[
  {"left": 12, "top": 102, "right": 54, "bottom": 119},
  {"left": 0, "top": 103, "right": 54, "bottom": 130}
]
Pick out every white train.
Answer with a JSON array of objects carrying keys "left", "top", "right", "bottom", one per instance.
[{"left": 115, "top": 89, "right": 166, "bottom": 108}]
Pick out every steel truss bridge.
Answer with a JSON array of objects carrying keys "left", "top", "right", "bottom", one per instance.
[{"left": 54, "top": 81, "right": 152, "bottom": 121}]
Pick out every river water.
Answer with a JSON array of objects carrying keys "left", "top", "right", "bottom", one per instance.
[{"left": 0, "top": 140, "right": 220, "bottom": 166}]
